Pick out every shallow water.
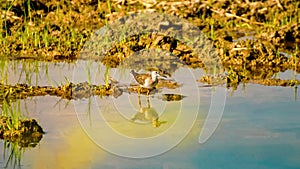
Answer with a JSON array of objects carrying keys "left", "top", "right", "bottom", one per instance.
[{"left": 0, "top": 60, "right": 300, "bottom": 169}]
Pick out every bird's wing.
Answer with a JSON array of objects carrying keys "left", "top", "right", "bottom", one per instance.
[{"left": 134, "top": 73, "right": 151, "bottom": 84}]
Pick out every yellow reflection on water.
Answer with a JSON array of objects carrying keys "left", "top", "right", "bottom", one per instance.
[{"left": 33, "top": 127, "right": 104, "bottom": 169}]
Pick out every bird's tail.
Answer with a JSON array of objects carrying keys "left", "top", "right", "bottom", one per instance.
[{"left": 130, "top": 70, "right": 137, "bottom": 76}]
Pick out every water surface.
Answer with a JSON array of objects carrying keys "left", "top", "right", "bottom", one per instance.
[{"left": 0, "top": 61, "right": 300, "bottom": 169}]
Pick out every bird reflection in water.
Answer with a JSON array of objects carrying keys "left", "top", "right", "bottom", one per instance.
[{"left": 131, "top": 95, "right": 166, "bottom": 128}]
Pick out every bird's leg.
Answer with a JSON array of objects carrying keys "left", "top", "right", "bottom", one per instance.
[
  {"left": 152, "top": 119, "right": 159, "bottom": 128},
  {"left": 138, "top": 86, "right": 141, "bottom": 96},
  {"left": 138, "top": 94, "right": 141, "bottom": 108},
  {"left": 146, "top": 96, "right": 150, "bottom": 108}
]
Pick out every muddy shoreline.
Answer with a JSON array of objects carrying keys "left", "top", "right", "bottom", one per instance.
[{"left": 1, "top": 1, "right": 299, "bottom": 59}]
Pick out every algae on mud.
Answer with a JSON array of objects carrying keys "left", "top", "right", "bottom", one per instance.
[
  {"left": 0, "top": 82, "right": 115, "bottom": 101},
  {"left": 0, "top": 116, "right": 44, "bottom": 148},
  {"left": 1, "top": 0, "right": 299, "bottom": 58},
  {"left": 0, "top": 77, "right": 182, "bottom": 101},
  {"left": 0, "top": 99, "right": 44, "bottom": 147}
]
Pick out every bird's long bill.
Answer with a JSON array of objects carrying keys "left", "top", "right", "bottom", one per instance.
[{"left": 159, "top": 74, "right": 168, "bottom": 79}]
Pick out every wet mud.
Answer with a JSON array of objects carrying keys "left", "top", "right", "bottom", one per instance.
[
  {"left": 0, "top": 82, "right": 115, "bottom": 102},
  {"left": 0, "top": 78, "right": 181, "bottom": 102}
]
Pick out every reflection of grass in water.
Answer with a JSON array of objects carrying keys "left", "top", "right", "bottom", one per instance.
[
  {"left": 105, "top": 65, "right": 110, "bottom": 88},
  {"left": 3, "top": 140, "right": 24, "bottom": 169},
  {"left": 0, "top": 60, "right": 8, "bottom": 84},
  {"left": 85, "top": 60, "right": 92, "bottom": 85},
  {"left": 0, "top": 60, "right": 73, "bottom": 87},
  {"left": 19, "top": 60, "right": 43, "bottom": 85},
  {"left": 44, "top": 62, "right": 52, "bottom": 85},
  {"left": 2, "top": 100, "right": 23, "bottom": 130},
  {"left": 87, "top": 97, "right": 92, "bottom": 127},
  {"left": 34, "top": 60, "right": 39, "bottom": 86}
]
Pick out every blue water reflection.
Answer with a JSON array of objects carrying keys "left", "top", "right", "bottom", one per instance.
[{"left": 90, "top": 84, "right": 300, "bottom": 169}]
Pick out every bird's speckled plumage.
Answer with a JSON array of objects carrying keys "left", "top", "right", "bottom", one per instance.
[{"left": 131, "top": 70, "right": 159, "bottom": 88}]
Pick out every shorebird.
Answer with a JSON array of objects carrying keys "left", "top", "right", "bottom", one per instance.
[{"left": 130, "top": 70, "right": 164, "bottom": 95}]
